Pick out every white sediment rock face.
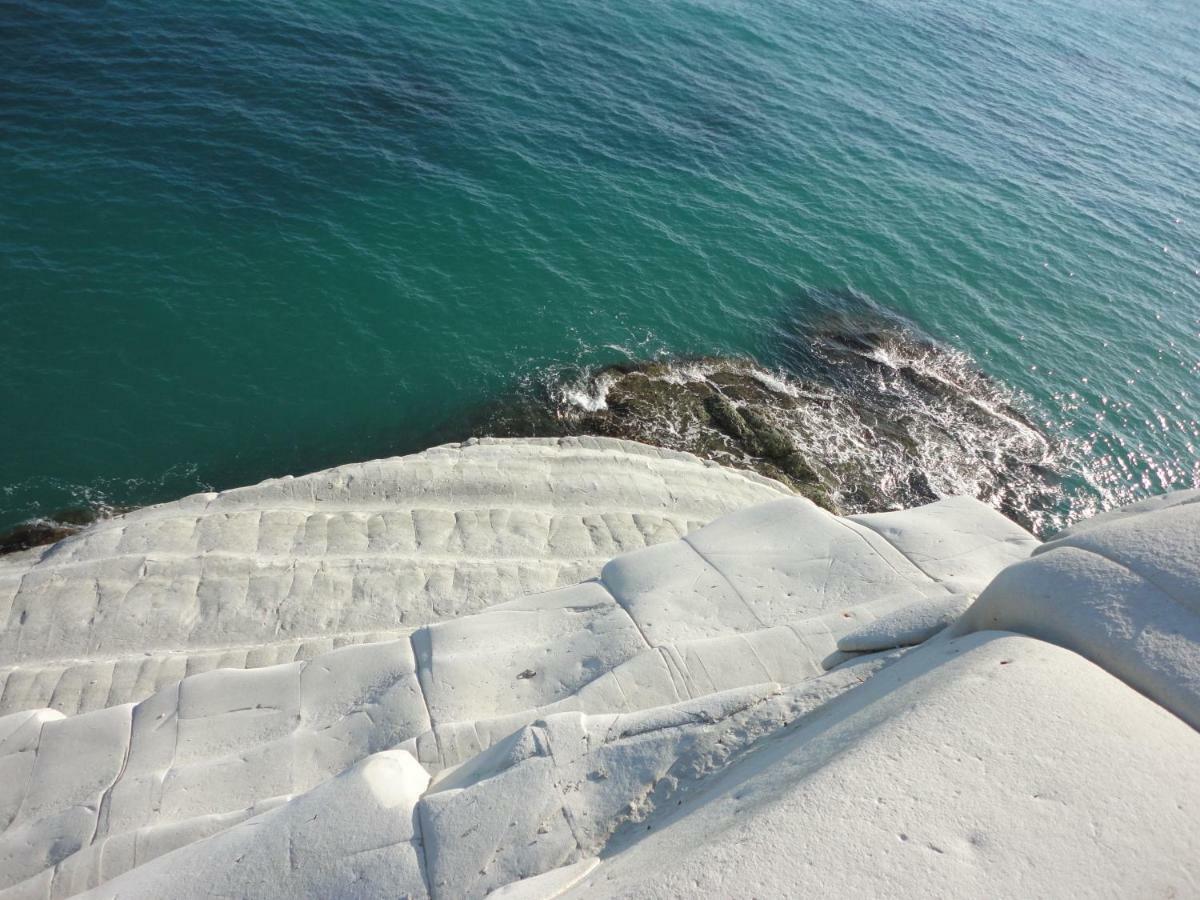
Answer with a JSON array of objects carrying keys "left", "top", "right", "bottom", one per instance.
[
  {"left": 951, "top": 486, "right": 1200, "bottom": 730},
  {"left": 0, "top": 437, "right": 789, "bottom": 717},
  {"left": 0, "top": 440, "right": 1195, "bottom": 899}
]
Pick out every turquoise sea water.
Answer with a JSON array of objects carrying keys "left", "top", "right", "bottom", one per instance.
[{"left": 2, "top": 0, "right": 1197, "bottom": 533}]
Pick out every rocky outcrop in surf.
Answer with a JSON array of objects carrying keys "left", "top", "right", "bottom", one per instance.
[
  {"left": 487, "top": 320, "right": 1085, "bottom": 536},
  {"left": 0, "top": 506, "right": 121, "bottom": 557}
]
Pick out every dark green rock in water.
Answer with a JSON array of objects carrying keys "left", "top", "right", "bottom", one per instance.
[
  {"left": 0, "top": 505, "right": 126, "bottom": 557},
  {"left": 480, "top": 335, "right": 1072, "bottom": 537},
  {"left": 703, "top": 394, "right": 753, "bottom": 446},
  {"left": 484, "top": 357, "right": 847, "bottom": 510},
  {"left": 739, "top": 407, "right": 797, "bottom": 461}
]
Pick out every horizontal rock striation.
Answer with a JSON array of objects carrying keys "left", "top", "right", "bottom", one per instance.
[
  {"left": 0, "top": 441, "right": 1195, "bottom": 899},
  {"left": 0, "top": 438, "right": 789, "bottom": 716}
]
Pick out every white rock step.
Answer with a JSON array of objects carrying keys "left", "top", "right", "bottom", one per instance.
[
  {"left": 0, "top": 489, "right": 1038, "bottom": 897},
  {"left": 0, "top": 438, "right": 790, "bottom": 716}
]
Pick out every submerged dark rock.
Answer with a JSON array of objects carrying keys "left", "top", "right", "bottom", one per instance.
[
  {"left": 0, "top": 520, "right": 82, "bottom": 556},
  {"left": 0, "top": 505, "right": 124, "bottom": 557},
  {"left": 480, "top": 318, "right": 1082, "bottom": 537},
  {"left": 483, "top": 357, "right": 841, "bottom": 509}
]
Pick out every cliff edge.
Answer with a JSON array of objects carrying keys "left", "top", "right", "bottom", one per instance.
[{"left": 0, "top": 440, "right": 1195, "bottom": 898}]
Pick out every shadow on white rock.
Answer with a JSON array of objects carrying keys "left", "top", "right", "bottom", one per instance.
[
  {"left": 0, "top": 472, "right": 1196, "bottom": 899},
  {"left": 557, "top": 631, "right": 1200, "bottom": 897},
  {"left": 73, "top": 750, "right": 430, "bottom": 900},
  {"left": 950, "top": 491, "right": 1200, "bottom": 729}
]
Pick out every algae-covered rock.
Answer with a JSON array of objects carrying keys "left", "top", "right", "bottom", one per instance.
[
  {"left": 480, "top": 321, "right": 1075, "bottom": 535},
  {"left": 739, "top": 407, "right": 795, "bottom": 460},
  {"left": 704, "top": 394, "right": 753, "bottom": 446},
  {"left": 552, "top": 362, "right": 844, "bottom": 506}
]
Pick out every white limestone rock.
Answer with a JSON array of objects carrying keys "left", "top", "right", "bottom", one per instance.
[
  {"left": 0, "top": 704, "right": 132, "bottom": 888},
  {"left": 5, "top": 452, "right": 1198, "bottom": 900},
  {"left": 849, "top": 494, "right": 1039, "bottom": 593},
  {"left": 951, "top": 496, "right": 1200, "bottom": 730},
  {"left": 1045, "top": 487, "right": 1200, "bottom": 542},
  {"left": 72, "top": 749, "right": 430, "bottom": 900},
  {"left": 487, "top": 859, "right": 599, "bottom": 900},
  {"left": 836, "top": 593, "right": 976, "bottom": 652},
  {"left": 600, "top": 498, "right": 947, "bottom": 644},
  {"left": 416, "top": 669, "right": 895, "bottom": 900},
  {"left": 556, "top": 633, "right": 1200, "bottom": 898},
  {"left": 0, "top": 710, "right": 64, "bottom": 833},
  {"left": 411, "top": 582, "right": 648, "bottom": 727},
  {"left": 0, "top": 438, "right": 790, "bottom": 716},
  {"left": 0, "top": 483, "right": 1037, "bottom": 897}
]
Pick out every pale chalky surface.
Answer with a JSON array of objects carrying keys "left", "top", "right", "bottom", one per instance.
[
  {"left": 0, "top": 476, "right": 1039, "bottom": 899},
  {"left": 1, "top": 452, "right": 1196, "bottom": 900},
  {"left": 0, "top": 438, "right": 789, "bottom": 716},
  {"left": 557, "top": 633, "right": 1200, "bottom": 899}
]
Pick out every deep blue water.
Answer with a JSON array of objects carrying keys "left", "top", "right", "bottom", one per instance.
[{"left": 2, "top": 0, "right": 1197, "bottom": 533}]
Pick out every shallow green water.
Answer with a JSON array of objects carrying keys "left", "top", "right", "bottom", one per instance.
[{"left": 2, "top": 0, "right": 1197, "bottom": 531}]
